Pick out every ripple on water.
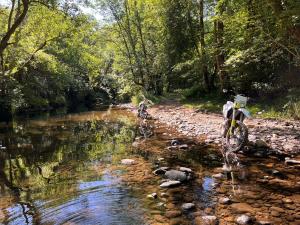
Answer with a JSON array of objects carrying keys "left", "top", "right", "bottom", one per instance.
[{"left": 37, "top": 173, "right": 145, "bottom": 225}]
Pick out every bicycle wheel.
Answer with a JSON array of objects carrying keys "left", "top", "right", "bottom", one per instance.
[{"left": 225, "top": 121, "right": 248, "bottom": 152}]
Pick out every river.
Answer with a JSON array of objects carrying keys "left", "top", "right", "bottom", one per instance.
[{"left": 0, "top": 107, "right": 299, "bottom": 225}]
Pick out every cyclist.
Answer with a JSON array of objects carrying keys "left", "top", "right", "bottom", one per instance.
[{"left": 137, "top": 96, "right": 153, "bottom": 119}]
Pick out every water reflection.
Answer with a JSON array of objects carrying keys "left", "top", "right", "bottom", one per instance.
[{"left": 0, "top": 109, "right": 145, "bottom": 225}]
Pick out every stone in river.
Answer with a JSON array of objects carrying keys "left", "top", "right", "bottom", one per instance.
[
  {"left": 285, "top": 157, "right": 300, "bottom": 165},
  {"left": 178, "top": 144, "right": 188, "bottom": 149},
  {"left": 165, "top": 210, "right": 182, "bottom": 218},
  {"left": 153, "top": 167, "right": 168, "bottom": 175},
  {"left": 257, "top": 220, "right": 273, "bottom": 225},
  {"left": 147, "top": 193, "right": 157, "bottom": 199},
  {"left": 171, "top": 139, "right": 180, "bottom": 146},
  {"left": 181, "top": 203, "right": 195, "bottom": 210},
  {"left": 160, "top": 180, "right": 181, "bottom": 188},
  {"left": 236, "top": 215, "right": 252, "bottom": 225},
  {"left": 219, "top": 197, "right": 231, "bottom": 204},
  {"left": 212, "top": 173, "right": 224, "bottom": 179},
  {"left": 179, "top": 167, "right": 192, "bottom": 173},
  {"left": 121, "top": 159, "right": 136, "bottom": 165},
  {"left": 165, "top": 170, "right": 187, "bottom": 182},
  {"left": 255, "top": 139, "right": 269, "bottom": 148},
  {"left": 195, "top": 215, "right": 217, "bottom": 225},
  {"left": 231, "top": 203, "right": 255, "bottom": 214}
]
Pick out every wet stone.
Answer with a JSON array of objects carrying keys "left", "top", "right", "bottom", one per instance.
[
  {"left": 219, "top": 197, "right": 231, "bottom": 204},
  {"left": 236, "top": 215, "right": 252, "bottom": 225},
  {"left": 181, "top": 203, "right": 195, "bottom": 211},
  {"left": 255, "top": 139, "right": 269, "bottom": 148},
  {"left": 231, "top": 203, "right": 255, "bottom": 214},
  {"left": 164, "top": 170, "right": 187, "bottom": 182},
  {"left": 212, "top": 173, "right": 224, "bottom": 179},
  {"left": 195, "top": 215, "right": 217, "bottom": 225},
  {"left": 153, "top": 168, "right": 168, "bottom": 175},
  {"left": 179, "top": 167, "right": 192, "bottom": 173},
  {"left": 165, "top": 210, "right": 182, "bottom": 218},
  {"left": 121, "top": 159, "right": 136, "bottom": 165},
  {"left": 257, "top": 220, "right": 273, "bottom": 225},
  {"left": 270, "top": 206, "right": 285, "bottom": 213},
  {"left": 178, "top": 144, "right": 188, "bottom": 149},
  {"left": 147, "top": 193, "right": 158, "bottom": 199},
  {"left": 160, "top": 180, "right": 181, "bottom": 188},
  {"left": 285, "top": 158, "right": 300, "bottom": 165}
]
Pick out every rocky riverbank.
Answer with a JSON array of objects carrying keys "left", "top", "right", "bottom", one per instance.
[
  {"left": 116, "top": 101, "right": 300, "bottom": 224},
  {"left": 145, "top": 99, "right": 300, "bottom": 157}
]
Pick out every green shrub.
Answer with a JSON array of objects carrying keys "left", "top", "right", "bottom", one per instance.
[
  {"left": 131, "top": 92, "right": 144, "bottom": 106},
  {"left": 182, "top": 84, "right": 206, "bottom": 99}
]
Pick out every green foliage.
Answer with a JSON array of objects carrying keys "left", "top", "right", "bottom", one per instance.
[{"left": 0, "top": 0, "right": 299, "bottom": 119}]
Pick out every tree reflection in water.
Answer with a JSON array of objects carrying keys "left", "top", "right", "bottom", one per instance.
[{"left": 0, "top": 110, "right": 141, "bottom": 225}]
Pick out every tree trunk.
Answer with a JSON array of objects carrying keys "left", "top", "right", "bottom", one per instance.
[
  {"left": 214, "top": 1, "right": 229, "bottom": 91},
  {"left": 198, "top": 0, "right": 210, "bottom": 91},
  {"left": 0, "top": 0, "right": 29, "bottom": 57},
  {"left": 0, "top": 0, "right": 29, "bottom": 75}
]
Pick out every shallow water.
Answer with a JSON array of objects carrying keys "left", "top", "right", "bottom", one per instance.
[{"left": 0, "top": 107, "right": 299, "bottom": 225}]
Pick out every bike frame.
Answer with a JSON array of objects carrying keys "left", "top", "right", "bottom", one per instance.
[{"left": 229, "top": 102, "right": 239, "bottom": 135}]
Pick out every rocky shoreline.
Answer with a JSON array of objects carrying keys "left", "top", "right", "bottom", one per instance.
[
  {"left": 116, "top": 103, "right": 300, "bottom": 225},
  {"left": 136, "top": 100, "right": 300, "bottom": 158}
]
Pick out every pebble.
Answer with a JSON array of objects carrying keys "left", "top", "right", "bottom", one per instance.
[
  {"left": 255, "top": 139, "right": 269, "bottom": 148},
  {"left": 236, "top": 215, "right": 252, "bottom": 225},
  {"left": 179, "top": 167, "right": 192, "bottom": 173},
  {"left": 147, "top": 193, "right": 157, "bottom": 199},
  {"left": 219, "top": 197, "right": 231, "bottom": 204},
  {"left": 121, "top": 159, "right": 136, "bottom": 165},
  {"left": 285, "top": 158, "right": 300, "bottom": 165},
  {"left": 160, "top": 180, "right": 181, "bottom": 188},
  {"left": 181, "top": 203, "right": 195, "bottom": 210},
  {"left": 212, "top": 173, "right": 224, "bottom": 179},
  {"left": 198, "top": 215, "right": 217, "bottom": 225},
  {"left": 165, "top": 210, "right": 182, "bottom": 218}
]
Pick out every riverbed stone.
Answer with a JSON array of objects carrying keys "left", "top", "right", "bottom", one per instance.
[
  {"left": 178, "top": 144, "right": 188, "bottom": 149},
  {"left": 257, "top": 220, "right": 273, "bottom": 225},
  {"left": 147, "top": 193, "right": 158, "bottom": 199},
  {"left": 160, "top": 180, "right": 181, "bottom": 188},
  {"left": 181, "top": 203, "right": 195, "bottom": 210},
  {"left": 236, "top": 215, "right": 252, "bottom": 225},
  {"left": 179, "top": 167, "right": 192, "bottom": 173},
  {"left": 153, "top": 167, "right": 168, "bottom": 175},
  {"left": 165, "top": 210, "right": 182, "bottom": 218},
  {"left": 121, "top": 159, "right": 136, "bottom": 165},
  {"left": 212, "top": 173, "right": 224, "bottom": 179},
  {"left": 164, "top": 170, "right": 187, "bottom": 182},
  {"left": 219, "top": 197, "right": 231, "bottom": 204},
  {"left": 255, "top": 139, "right": 268, "bottom": 148},
  {"left": 231, "top": 203, "right": 255, "bottom": 214},
  {"left": 285, "top": 158, "right": 300, "bottom": 165},
  {"left": 195, "top": 216, "right": 217, "bottom": 225},
  {"left": 270, "top": 206, "right": 285, "bottom": 213}
]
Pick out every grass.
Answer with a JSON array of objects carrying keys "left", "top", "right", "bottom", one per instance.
[
  {"left": 181, "top": 94, "right": 225, "bottom": 114},
  {"left": 181, "top": 94, "right": 296, "bottom": 120}
]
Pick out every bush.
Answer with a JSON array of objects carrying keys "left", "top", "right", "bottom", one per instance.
[
  {"left": 131, "top": 92, "right": 144, "bottom": 106},
  {"left": 182, "top": 84, "right": 206, "bottom": 99}
]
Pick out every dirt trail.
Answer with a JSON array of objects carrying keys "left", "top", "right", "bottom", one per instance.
[{"left": 148, "top": 99, "right": 300, "bottom": 156}]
